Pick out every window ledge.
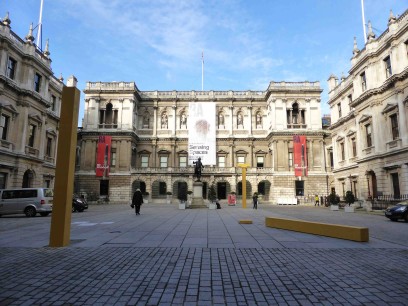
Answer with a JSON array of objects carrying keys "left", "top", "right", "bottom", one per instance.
[
  {"left": 386, "top": 139, "right": 401, "bottom": 150},
  {"left": 362, "top": 146, "right": 374, "bottom": 155},
  {"left": 25, "top": 146, "right": 39, "bottom": 157},
  {"left": 0, "top": 139, "right": 13, "bottom": 151}
]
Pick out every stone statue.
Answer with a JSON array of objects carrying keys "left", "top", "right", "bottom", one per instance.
[{"left": 193, "top": 157, "right": 204, "bottom": 181}]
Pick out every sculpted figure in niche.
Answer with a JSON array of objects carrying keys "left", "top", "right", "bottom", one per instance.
[
  {"left": 218, "top": 113, "right": 224, "bottom": 127},
  {"left": 180, "top": 113, "right": 187, "bottom": 127},
  {"left": 237, "top": 113, "right": 243, "bottom": 126},
  {"left": 161, "top": 113, "right": 168, "bottom": 129},
  {"left": 256, "top": 112, "right": 262, "bottom": 127},
  {"left": 143, "top": 112, "right": 150, "bottom": 128}
]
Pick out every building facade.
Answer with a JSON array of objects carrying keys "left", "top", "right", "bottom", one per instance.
[
  {"left": 76, "top": 81, "right": 333, "bottom": 204},
  {"left": 0, "top": 14, "right": 63, "bottom": 189},
  {"left": 327, "top": 10, "right": 408, "bottom": 206}
]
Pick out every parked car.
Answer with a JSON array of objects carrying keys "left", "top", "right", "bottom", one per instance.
[
  {"left": 0, "top": 188, "right": 53, "bottom": 217},
  {"left": 72, "top": 195, "right": 88, "bottom": 213},
  {"left": 384, "top": 200, "right": 408, "bottom": 222}
]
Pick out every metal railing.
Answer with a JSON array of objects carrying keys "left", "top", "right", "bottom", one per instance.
[{"left": 372, "top": 194, "right": 408, "bottom": 210}]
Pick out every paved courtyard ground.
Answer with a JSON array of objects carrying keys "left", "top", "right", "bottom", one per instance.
[{"left": 0, "top": 203, "right": 407, "bottom": 305}]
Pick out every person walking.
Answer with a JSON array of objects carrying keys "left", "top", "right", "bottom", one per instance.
[
  {"left": 252, "top": 193, "right": 258, "bottom": 209},
  {"left": 315, "top": 194, "right": 320, "bottom": 206},
  {"left": 132, "top": 188, "right": 143, "bottom": 215}
]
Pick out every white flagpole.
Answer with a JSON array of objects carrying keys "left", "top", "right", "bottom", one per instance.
[
  {"left": 201, "top": 51, "right": 204, "bottom": 91},
  {"left": 36, "top": 0, "right": 44, "bottom": 49},
  {"left": 361, "top": 0, "right": 367, "bottom": 43}
]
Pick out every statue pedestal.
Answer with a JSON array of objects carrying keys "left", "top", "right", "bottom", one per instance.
[
  {"left": 190, "top": 181, "right": 206, "bottom": 209},
  {"left": 193, "top": 182, "right": 203, "bottom": 198}
]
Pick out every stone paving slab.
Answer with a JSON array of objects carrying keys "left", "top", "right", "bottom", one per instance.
[
  {"left": 0, "top": 247, "right": 407, "bottom": 305},
  {"left": 1, "top": 203, "right": 407, "bottom": 305}
]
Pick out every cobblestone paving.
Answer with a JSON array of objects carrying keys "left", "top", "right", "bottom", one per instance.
[{"left": 1, "top": 247, "right": 407, "bottom": 305}]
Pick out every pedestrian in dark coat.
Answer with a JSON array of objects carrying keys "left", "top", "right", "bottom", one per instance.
[
  {"left": 252, "top": 193, "right": 258, "bottom": 209},
  {"left": 132, "top": 189, "right": 143, "bottom": 215}
]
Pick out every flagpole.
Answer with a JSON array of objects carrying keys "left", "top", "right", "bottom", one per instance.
[
  {"left": 201, "top": 51, "right": 204, "bottom": 91},
  {"left": 36, "top": 0, "right": 44, "bottom": 49},
  {"left": 361, "top": 0, "right": 367, "bottom": 43}
]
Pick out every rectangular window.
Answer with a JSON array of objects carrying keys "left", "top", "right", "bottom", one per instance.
[
  {"left": 360, "top": 72, "right": 367, "bottom": 92},
  {"left": 44, "top": 180, "right": 50, "bottom": 188},
  {"left": 347, "top": 94, "right": 352, "bottom": 105},
  {"left": 141, "top": 156, "right": 149, "bottom": 168},
  {"left": 160, "top": 156, "right": 168, "bottom": 168},
  {"left": 110, "top": 149, "right": 116, "bottom": 167},
  {"left": 51, "top": 95, "right": 56, "bottom": 111},
  {"left": 340, "top": 142, "right": 345, "bottom": 161},
  {"left": 34, "top": 73, "right": 42, "bottom": 93},
  {"left": 390, "top": 114, "right": 399, "bottom": 140},
  {"left": 179, "top": 156, "right": 187, "bottom": 167},
  {"left": 6, "top": 57, "right": 17, "bottom": 80},
  {"left": 366, "top": 124, "right": 372, "bottom": 147},
  {"left": 351, "top": 138, "right": 357, "bottom": 157},
  {"left": 288, "top": 151, "right": 293, "bottom": 168},
  {"left": 384, "top": 56, "right": 392, "bottom": 78},
  {"left": 28, "top": 124, "right": 36, "bottom": 147},
  {"left": 1, "top": 114, "right": 10, "bottom": 140},
  {"left": 218, "top": 156, "right": 225, "bottom": 167},
  {"left": 0, "top": 172, "right": 7, "bottom": 189},
  {"left": 337, "top": 103, "right": 342, "bottom": 118},
  {"left": 46, "top": 137, "right": 52, "bottom": 156},
  {"left": 256, "top": 156, "right": 264, "bottom": 168},
  {"left": 237, "top": 156, "right": 245, "bottom": 164}
]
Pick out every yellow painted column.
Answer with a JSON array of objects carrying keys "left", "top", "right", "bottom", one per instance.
[
  {"left": 49, "top": 81, "right": 80, "bottom": 247},
  {"left": 237, "top": 164, "right": 249, "bottom": 208}
]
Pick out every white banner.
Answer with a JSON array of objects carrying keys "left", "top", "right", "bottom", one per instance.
[{"left": 188, "top": 102, "right": 216, "bottom": 165}]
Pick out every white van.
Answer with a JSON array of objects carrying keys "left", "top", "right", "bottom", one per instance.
[{"left": 0, "top": 188, "right": 53, "bottom": 217}]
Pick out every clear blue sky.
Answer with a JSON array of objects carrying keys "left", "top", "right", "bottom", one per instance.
[{"left": 2, "top": 0, "right": 407, "bottom": 123}]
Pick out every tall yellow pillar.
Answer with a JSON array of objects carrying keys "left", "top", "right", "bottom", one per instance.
[
  {"left": 49, "top": 80, "right": 80, "bottom": 247},
  {"left": 237, "top": 163, "right": 249, "bottom": 208}
]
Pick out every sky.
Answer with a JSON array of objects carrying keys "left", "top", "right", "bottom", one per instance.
[{"left": 2, "top": 0, "right": 407, "bottom": 124}]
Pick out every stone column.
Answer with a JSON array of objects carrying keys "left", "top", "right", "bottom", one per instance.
[
  {"left": 153, "top": 105, "right": 158, "bottom": 137},
  {"left": 229, "top": 105, "right": 233, "bottom": 136},
  {"left": 248, "top": 106, "right": 253, "bottom": 135},
  {"left": 397, "top": 90, "right": 407, "bottom": 144},
  {"left": 273, "top": 140, "right": 278, "bottom": 171},
  {"left": 172, "top": 105, "right": 176, "bottom": 136},
  {"left": 38, "top": 113, "right": 46, "bottom": 159}
]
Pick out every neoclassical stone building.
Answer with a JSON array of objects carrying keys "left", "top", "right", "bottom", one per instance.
[
  {"left": 75, "top": 81, "right": 333, "bottom": 204},
  {"left": 0, "top": 14, "right": 63, "bottom": 189},
  {"left": 327, "top": 9, "right": 408, "bottom": 206}
]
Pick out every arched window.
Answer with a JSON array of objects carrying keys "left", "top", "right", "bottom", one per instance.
[{"left": 99, "top": 103, "right": 118, "bottom": 128}]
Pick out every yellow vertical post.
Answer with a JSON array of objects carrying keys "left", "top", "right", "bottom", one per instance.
[
  {"left": 237, "top": 164, "right": 249, "bottom": 209},
  {"left": 49, "top": 80, "right": 80, "bottom": 247}
]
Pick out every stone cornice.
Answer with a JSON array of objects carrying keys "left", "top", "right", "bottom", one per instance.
[{"left": 350, "top": 67, "right": 408, "bottom": 109}]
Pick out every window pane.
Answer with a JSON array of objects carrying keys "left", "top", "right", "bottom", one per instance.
[
  {"left": 237, "top": 156, "right": 245, "bottom": 164},
  {"left": 257, "top": 156, "right": 264, "bottom": 167},
  {"left": 34, "top": 73, "right": 41, "bottom": 92},
  {"left": 218, "top": 156, "right": 225, "bottom": 167},
  {"left": 179, "top": 156, "right": 187, "bottom": 167},
  {"left": 141, "top": 156, "right": 149, "bottom": 167},
  {"left": 1, "top": 114, "right": 9, "bottom": 140},
  {"left": 28, "top": 124, "right": 36, "bottom": 147},
  {"left": 160, "top": 156, "right": 168, "bottom": 168}
]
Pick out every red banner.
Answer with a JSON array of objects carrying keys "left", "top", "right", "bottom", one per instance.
[
  {"left": 293, "top": 135, "right": 307, "bottom": 177},
  {"left": 96, "top": 136, "right": 111, "bottom": 177}
]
